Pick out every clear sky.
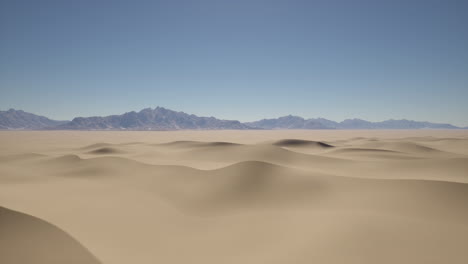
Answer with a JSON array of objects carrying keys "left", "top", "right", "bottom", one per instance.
[{"left": 1, "top": 0, "right": 467, "bottom": 126}]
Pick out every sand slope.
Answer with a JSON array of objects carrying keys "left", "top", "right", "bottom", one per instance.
[
  {"left": 0, "top": 207, "right": 100, "bottom": 264},
  {"left": 0, "top": 130, "right": 467, "bottom": 264}
]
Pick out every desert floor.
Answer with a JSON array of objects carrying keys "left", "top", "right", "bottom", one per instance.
[{"left": 1, "top": 130, "right": 468, "bottom": 264}]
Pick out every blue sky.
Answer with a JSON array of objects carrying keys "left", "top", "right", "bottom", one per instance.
[{"left": 1, "top": 0, "right": 467, "bottom": 126}]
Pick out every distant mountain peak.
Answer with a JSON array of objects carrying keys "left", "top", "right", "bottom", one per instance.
[{"left": 57, "top": 106, "right": 253, "bottom": 130}]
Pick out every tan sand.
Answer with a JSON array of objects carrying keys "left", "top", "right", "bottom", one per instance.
[{"left": 0, "top": 130, "right": 468, "bottom": 264}]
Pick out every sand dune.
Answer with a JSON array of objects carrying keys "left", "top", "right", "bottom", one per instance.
[
  {"left": 159, "top": 140, "right": 242, "bottom": 148},
  {"left": 272, "top": 138, "right": 334, "bottom": 148},
  {"left": 86, "top": 147, "right": 123, "bottom": 155},
  {"left": 1, "top": 130, "right": 468, "bottom": 264},
  {"left": 0, "top": 207, "right": 101, "bottom": 264}
]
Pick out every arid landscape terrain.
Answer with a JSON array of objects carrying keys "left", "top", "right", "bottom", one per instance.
[{"left": 1, "top": 130, "right": 468, "bottom": 264}]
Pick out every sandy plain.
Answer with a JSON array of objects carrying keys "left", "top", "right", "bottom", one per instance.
[{"left": 1, "top": 130, "right": 468, "bottom": 264}]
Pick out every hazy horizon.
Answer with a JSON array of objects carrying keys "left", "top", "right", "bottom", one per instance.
[{"left": 1, "top": 0, "right": 468, "bottom": 126}]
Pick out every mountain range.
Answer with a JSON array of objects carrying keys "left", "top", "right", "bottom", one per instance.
[
  {"left": 246, "top": 115, "right": 461, "bottom": 129},
  {"left": 55, "top": 107, "right": 250, "bottom": 130},
  {"left": 0, "top": 109, "right": 67, "bottom": 130},
  {"left": 0, "top": 107, "right": 465, "bottom": 130}
]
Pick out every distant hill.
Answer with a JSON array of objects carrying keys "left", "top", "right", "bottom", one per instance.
[
  {"left": 247, "top": 116, "right": 461, "bottom": 129},
  {"left": 244, "top": 115, "right": 333, "bottom": 129},
  {"left": 1, "top": 108, "right": 464, "bottom": 130},
  {"left": 0, "top": 109, "right": 67, "bottom": 130},
  {"left": 56, "top": 107, "right": 252, "bottom": 130}
]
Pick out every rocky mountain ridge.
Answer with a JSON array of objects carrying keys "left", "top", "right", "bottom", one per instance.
[{"left": 1, "top": 108, "right": 464, "bottom": 130}]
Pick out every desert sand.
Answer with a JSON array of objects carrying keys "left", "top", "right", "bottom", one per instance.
[{"left": 1, "top": 130, "right": 468, "bottom": 264}]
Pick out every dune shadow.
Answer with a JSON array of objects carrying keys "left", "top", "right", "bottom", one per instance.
[
  {"left": 273, "top": 139, "right": 334, "bottom": 148},
  {"left": 87, "top": 147, "right": 122, "bottom": 155}
]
